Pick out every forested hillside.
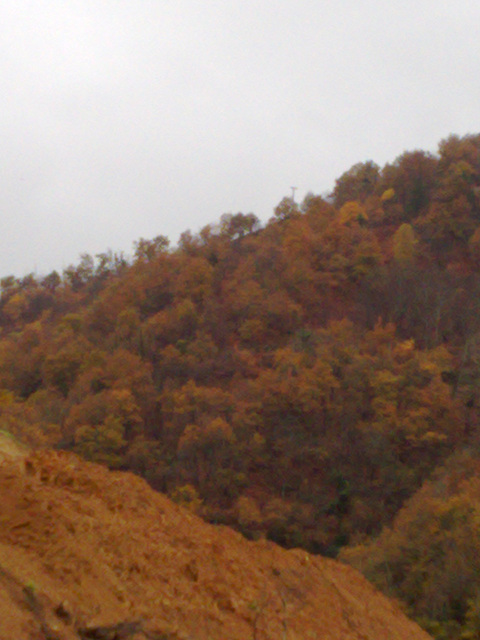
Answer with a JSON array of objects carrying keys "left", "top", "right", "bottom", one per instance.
[{"left": 2, "top": 133, "right": 480, "bottom": 637}]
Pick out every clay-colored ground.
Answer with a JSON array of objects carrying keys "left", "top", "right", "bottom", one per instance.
[{"left": 0, "top": 442, "right": 431, "bottom": 639}]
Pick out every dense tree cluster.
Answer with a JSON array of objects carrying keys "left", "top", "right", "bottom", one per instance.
[
  {"left": 2, "top": 133, "right": 480, "bottom": 637},
  {"left": 342, "top": 452, "right": 480, "bottom": 639}
]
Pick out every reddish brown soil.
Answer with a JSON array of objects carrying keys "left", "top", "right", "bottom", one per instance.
[{"left": 0, "top": 442, "right": 431, "bottom": 639}]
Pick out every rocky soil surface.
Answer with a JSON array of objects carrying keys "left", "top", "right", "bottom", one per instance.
[{"left": 0, "top": 438, "right": 431, "bottom": 639}]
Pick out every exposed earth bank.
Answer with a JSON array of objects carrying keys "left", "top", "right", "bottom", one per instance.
[{"left": 0, "top": 437, "right": 431, "bottom": 639}]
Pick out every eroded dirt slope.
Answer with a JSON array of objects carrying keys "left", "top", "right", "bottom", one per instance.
[{"left": 0, "top": 445, "right": 431, "bottom": 639}]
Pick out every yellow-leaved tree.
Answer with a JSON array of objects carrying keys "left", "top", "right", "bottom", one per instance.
[{"left": 392, "top": 223, "right": 418, "bottom": 265}]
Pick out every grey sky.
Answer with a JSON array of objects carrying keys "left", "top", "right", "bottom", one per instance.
[{"left": 1, "top": 1, "right": 480, "bottom": 278}]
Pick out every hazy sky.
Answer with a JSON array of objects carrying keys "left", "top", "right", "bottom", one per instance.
[{"left": 1, "top": 1, "right": 480, "bottom": 278}]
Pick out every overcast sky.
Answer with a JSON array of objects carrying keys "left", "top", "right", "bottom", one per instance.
[{"left": 1, "top": 1, "right": 480, "bottom": 278}]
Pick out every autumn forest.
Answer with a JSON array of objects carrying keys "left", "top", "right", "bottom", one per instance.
[{"left": 3, "top": 134, "right": 480, "bottom": 638}]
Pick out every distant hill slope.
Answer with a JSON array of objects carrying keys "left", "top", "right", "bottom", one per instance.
[
  {"left": 3, "top": 136, "right": 480, "bottom": 561},
  {"left": 0, "top": 446, "right": 431, "bottom": 640}
]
